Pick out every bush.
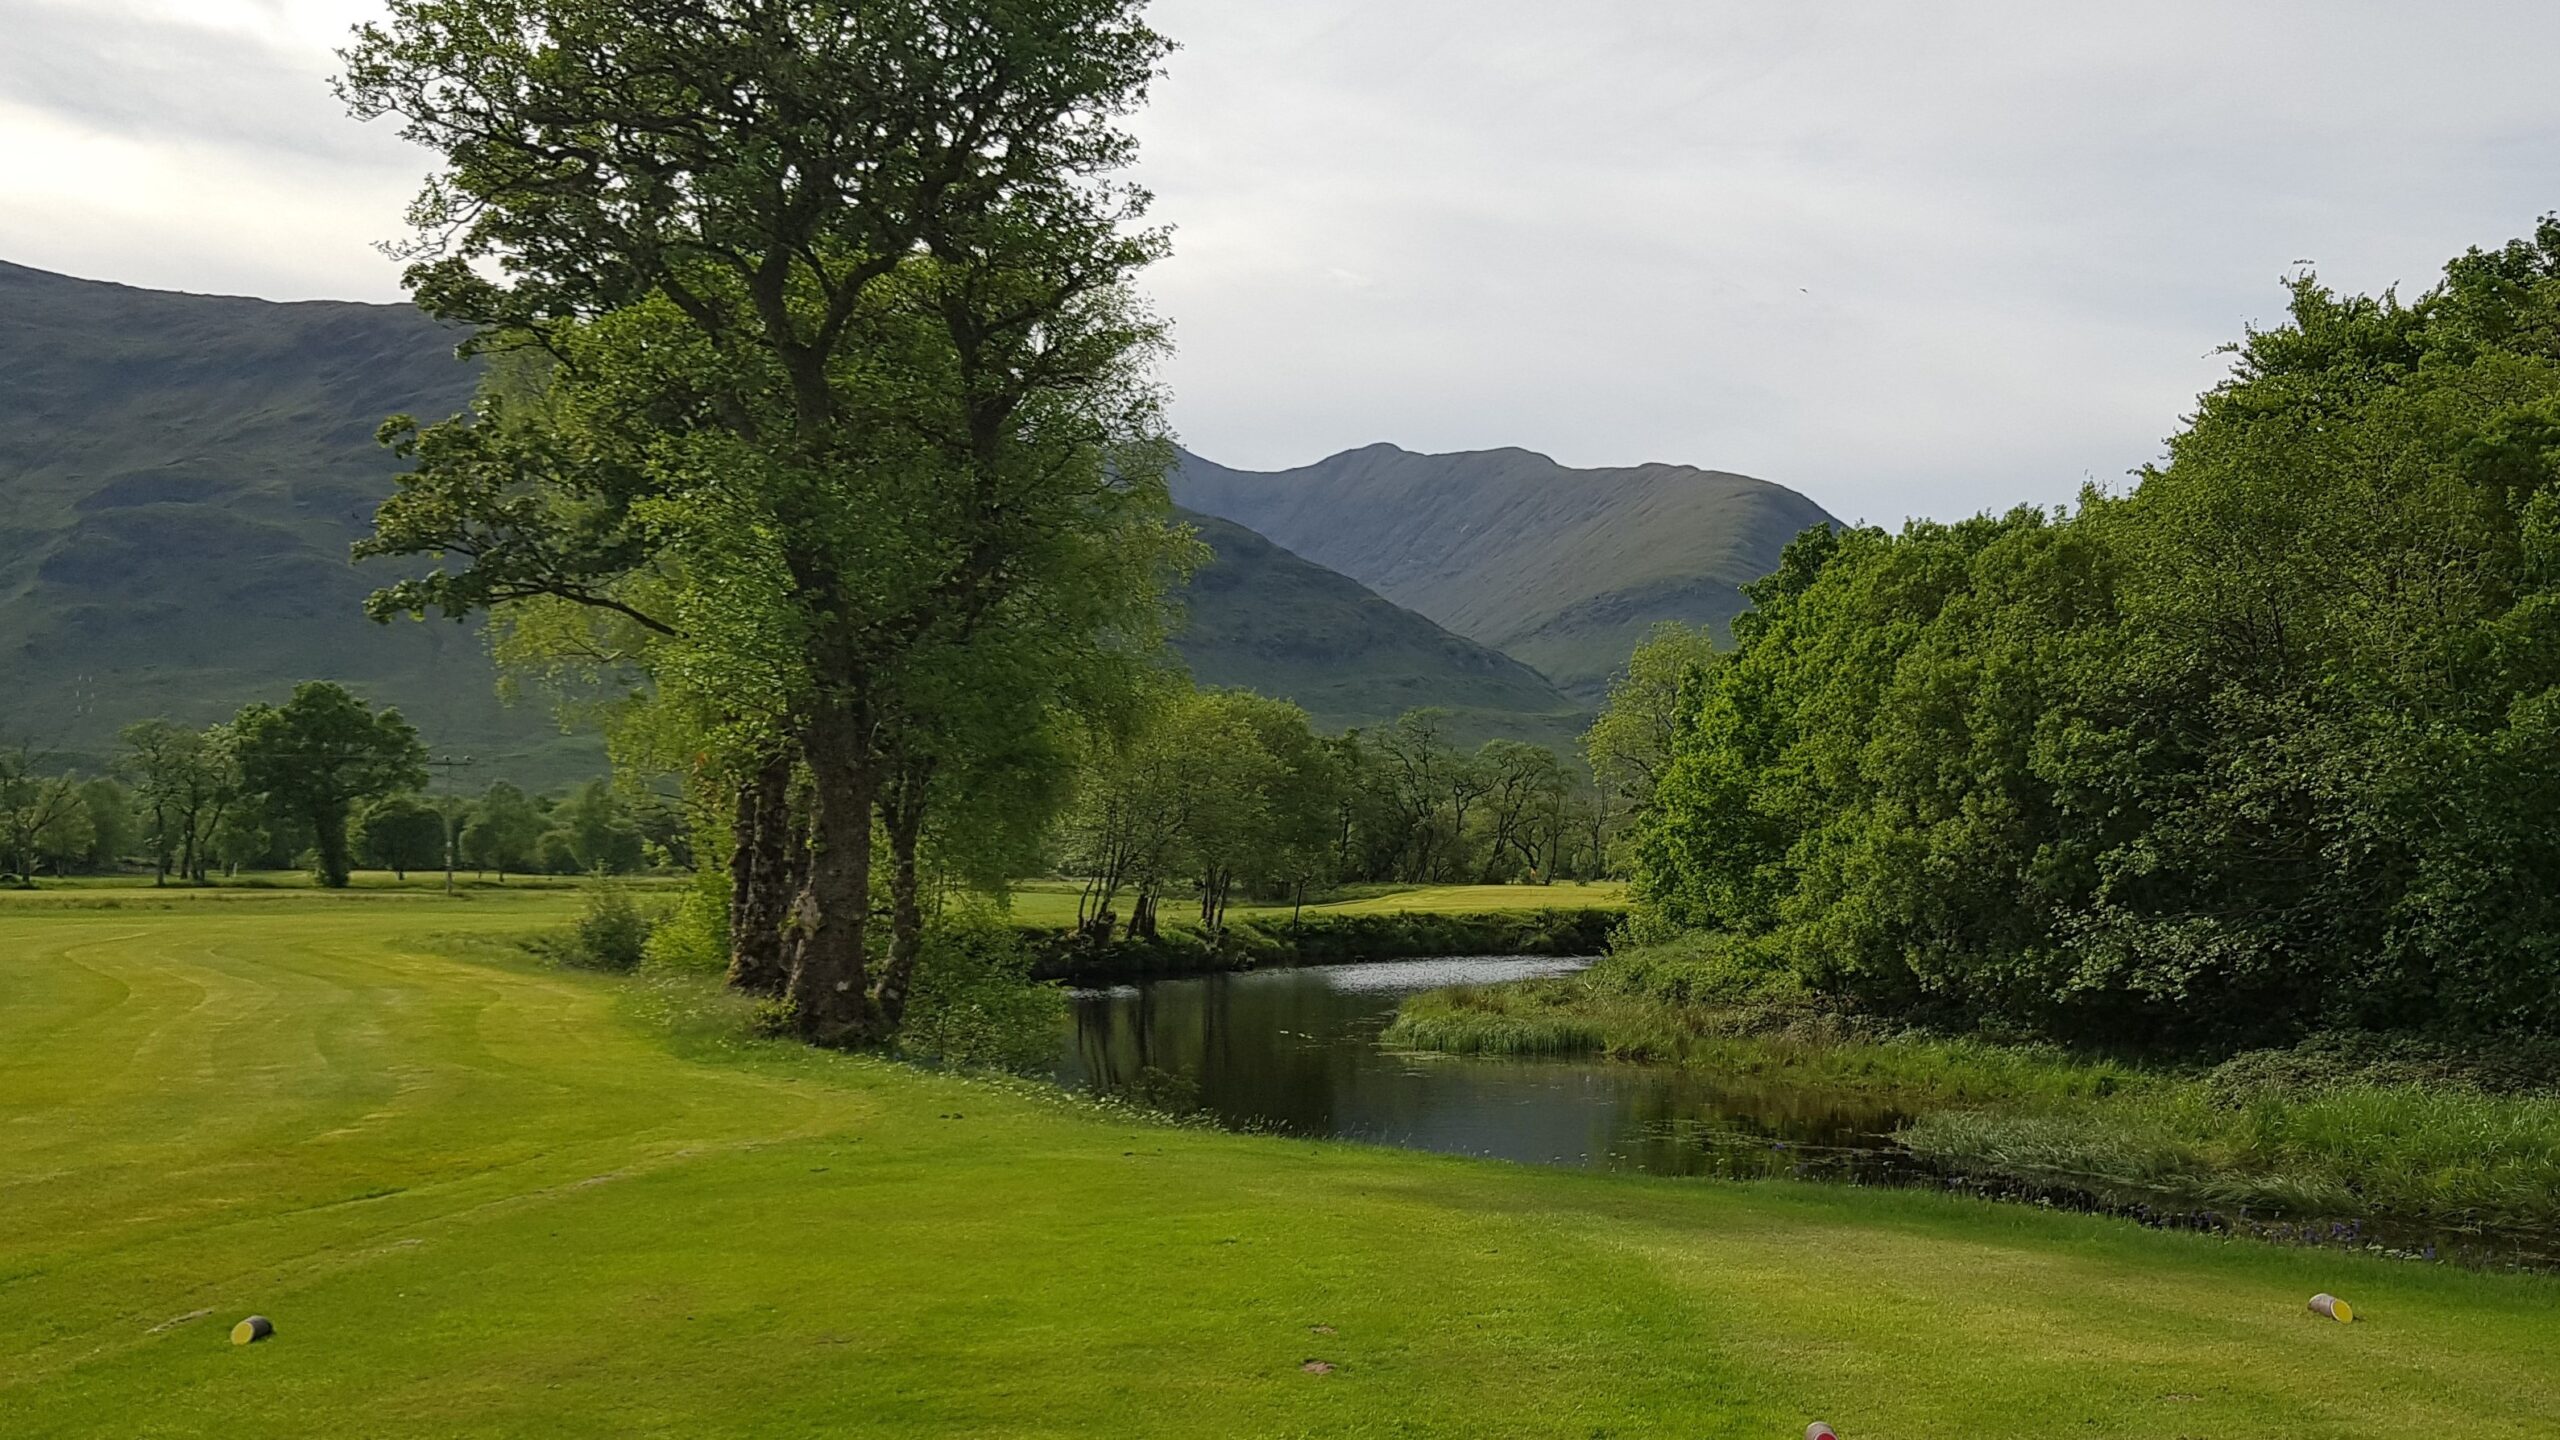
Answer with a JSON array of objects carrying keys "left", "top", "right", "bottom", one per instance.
[
  {"left": 566, "top": 879, "right": 657, "bottom": 973},
  {"left": 643, "top": 865, "right": 731, "bottom": 975},
  {"left": 898, "top": 911, "right": 1067, "bottom": 1074},
  {"left": 1596, "top": 931, "right": 1803, "bottom": 1008}
]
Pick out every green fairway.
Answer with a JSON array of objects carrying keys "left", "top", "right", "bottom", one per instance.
[{"left": 4, "top": 893, "right": 2554, "bottom": 1437}]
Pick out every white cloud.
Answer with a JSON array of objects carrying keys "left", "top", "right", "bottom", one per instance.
[{"left": 4, "top": 0, "right": 2555, "bottom": 522}]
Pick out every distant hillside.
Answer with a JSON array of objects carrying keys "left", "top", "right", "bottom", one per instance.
[
  {"left": 0, "top": 263, "right": 1584, "bottom": 775},
  {"left": 1176, "top": 512, "right": 1586, "bottom": 748},
  {"left": 0, "top": 260, "right": 592, "bottom": 776},
  {"left": 1172, "top": 444, "right": 1839, "bottom": 701}
]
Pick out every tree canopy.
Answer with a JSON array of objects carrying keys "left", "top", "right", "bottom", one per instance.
[
  {"left": 1633, "top": 219, "right": 2560, "bottom": 1048},
  {"left": 233, "top": 684, "right": 429, "bottom": 889},
  {"left": 345, "top": 0, "right": 1187, "bottom": 1045}
]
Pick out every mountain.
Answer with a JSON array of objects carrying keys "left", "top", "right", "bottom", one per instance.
[
  {"left": 1171, "top": 443, "right": 1838, "bottom": 701},
  {"left": 0, "top": 260, "right": 580, "bottom": 774},
  {"left": 1175, "top": 512, "right": 1586, "bottom": 747},
  {"left": 0, "top": 262, "right": 1584, "bottom": 777}
]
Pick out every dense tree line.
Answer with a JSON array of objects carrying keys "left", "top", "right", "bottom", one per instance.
[
  {"left": 1629, "top": 221, "right": 2560, "bottom": 1048},
  {"left": 1058, "top": 690, "right": 1613, "bottom": 943},
  {"left": 1, "top": 682, "right": 667, "bottom": 888}
]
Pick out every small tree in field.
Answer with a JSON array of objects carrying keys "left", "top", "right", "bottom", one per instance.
[
  {"left": 233, "top": 684, "right": 429, "bottom": 888},
  {"left": 355, "top": 794, "right": 448, "bottom": 880},
  {"left": 462, "top": 782, "right": 544, "bottom": 881}
]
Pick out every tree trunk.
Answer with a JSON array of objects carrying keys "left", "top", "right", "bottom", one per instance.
[
  {"left": 314, "top": 804, "right": 352, "bottom": 888},
  {"left": 726, "top": 754, "right": 795, "bottom": 996},
  {"left": 874, "top": 762, "right": 933, "bottom": 1033},
  {"left": 784, "top": 697, "right": 880, "bottom": 1047}
]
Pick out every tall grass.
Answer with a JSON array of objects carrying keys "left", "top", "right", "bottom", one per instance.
[
  {"left": 1389, "top": 937, "right": 2560, "bottom": 1230},
  {"left": 1904, "top": 1079, "right": 2560, "bottom": 1229}
]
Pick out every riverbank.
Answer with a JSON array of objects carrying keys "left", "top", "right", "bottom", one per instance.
[
  {"left": 1385, "top": 950, "right": 2560, "bottom": 1236},
  {"left": 7, "top": 893, "right": 2558, "bottom": 1435},
  {"left": 1024, "top": 905, "right": 1620, "bottom": 983}
]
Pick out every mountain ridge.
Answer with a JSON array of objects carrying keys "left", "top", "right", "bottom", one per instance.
[
  {"left": 0, "top": 261, "right": 1587, "bottom": 774},
  {"left": 1171, "top": 441, "right": 1837, "bottom": 700}
]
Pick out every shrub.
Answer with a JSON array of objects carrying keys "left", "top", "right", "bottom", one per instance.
[
  {"left": 898, "top": 910, "right": 1067, "bottom": 1073},
  {"left": 566, "top": 878, "right": 656, "bottom": 973},
  {"left": 643, "top": 865, "right": 731, "bottom": 975}
]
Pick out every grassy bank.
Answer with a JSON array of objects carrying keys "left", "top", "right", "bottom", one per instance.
[
  {"left": 1002, "top": 879, "right": 1625, "bottom": 929},
  {"left": 1024, "top": 905, "right": 1622, "bottom": 983},
  {"left": 1386, "top": 948, "right": 2560, "bottom": 1233},
  {"left": 7, "top": 891, "right": 2560, "bottom": 1435}
]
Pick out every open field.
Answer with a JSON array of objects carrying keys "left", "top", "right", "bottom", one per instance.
[{"left": 5, "top": 890, "right": 2556, "bottom": 1436}]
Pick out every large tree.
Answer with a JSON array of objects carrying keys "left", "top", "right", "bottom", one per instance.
[
  {"left": 344, "top": 0, "right": 1180, "bottom": 1045},
  {"left": 233, "top": 685, "right": 430, "bottom": 888}
]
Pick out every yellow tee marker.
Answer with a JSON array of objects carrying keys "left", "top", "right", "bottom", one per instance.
[
  {"left": 2309, "top": 1294, "right": 2354, "bottom": 1323},
  {"left": 231, "top": 1315, "right": 275, "bottom": 1345}
]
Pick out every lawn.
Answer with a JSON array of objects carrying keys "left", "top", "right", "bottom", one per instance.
[{"left": 3, "top": 890, "right": 2553, "bottom": 1437}]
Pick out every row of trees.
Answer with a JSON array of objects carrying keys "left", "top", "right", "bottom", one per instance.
[
  {"left": 2, "top": 682, "right": 663, "bottom": 887},
  {"left": 1626, "top": 219, "right": 2560, "bottom": 1048},
  {"left": 1057, "top": 692, "right": 1616, "bottom": 943}
]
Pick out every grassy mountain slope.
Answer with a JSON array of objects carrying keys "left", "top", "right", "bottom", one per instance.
[
  {"left": 0, "top": 260, "right": 600, "bottom": 778},
  {"left": 1177, "top": 511, "right": 1587, "bottom": 747},
  {"left": 0, "top": 263, "right": 1583, "bottom": 774},
  {"left": 1172, "top": 444, "right": 1839, "bottom": 700}
]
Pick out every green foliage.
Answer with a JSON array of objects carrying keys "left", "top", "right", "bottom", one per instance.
[
  {"left": 534, "top": 831, "right": 582, "bottom": 878},
  {"left": 551, "top": 780, "right": 646, "bottom": 875},
  {"left": 894, "top": 911, "right": 1067, "bottom": 1074},
  {"left": 461, "top": 781, "right": 544, "bottom": 878},
  {"left": 1024, "top": 907, "right": 1620, "bottom": 983},
  {"left": 233, "top": 684, "right": 429, "bottom": 889},
  {"left": 1901, "top": 1068, "right": 2560, "bottom": 1230},
  {"left": 0, "top": 746, "right": 92, "bottom": 883},
  {"left": 1584, "top": 620, "right": 1718, "bottom": 816},
  {"left": 562, "top": 879, "right": 657, "bottom": 974},
  {"left": 77, "top": 778, "right": 138, "bottom": 872},
  {"left": 1636, "top": 218, "right": 2560, "bottom": 1047},
  {"left": 643, "top": 863, "right": 732, "bottom": 976},
  {"left": 345, "top": 0, "right": 1194, "bottom": 1047},
  {"left": 354, "top": 793, "right": 449, "bottom": 879}
]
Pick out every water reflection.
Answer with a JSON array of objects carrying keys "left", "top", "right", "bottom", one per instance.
[
  {"left": 1054, "top": 958, "right": 2560, "bottom": 1271},
  {"left": 1056, "top": 956, "right": 1915, "bottom": 1181}
]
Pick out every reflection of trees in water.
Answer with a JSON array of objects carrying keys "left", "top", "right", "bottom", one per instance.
[{"left": 1061, "top": 964, "right": 1920, "bottom": 1182}]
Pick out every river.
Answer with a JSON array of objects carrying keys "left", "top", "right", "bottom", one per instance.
[
  {"left": 1057, "top": 956, "right": 1923, "bottom": 1184},
  {"left": 1053, "top": 956, "right": 2560, "bottom": 1272}
]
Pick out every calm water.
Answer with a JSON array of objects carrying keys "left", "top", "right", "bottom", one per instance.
[
  {"left": 1054, "top": 957, "right": 2560, "bottom": 1271},
  {"left": 1056, "top": 957, "right": 1920, "bottom": 1183}
]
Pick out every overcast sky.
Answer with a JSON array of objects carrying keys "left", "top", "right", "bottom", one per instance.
[{"left": 4, "top": 0, "right": 2556, "bottom": 522}]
